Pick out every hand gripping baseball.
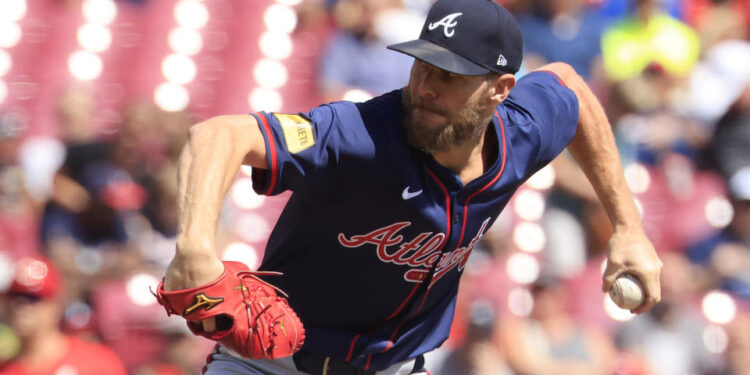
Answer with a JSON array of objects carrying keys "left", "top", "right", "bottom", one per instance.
[{"left": 153, "top": 261, "right": 305, "bottom": 359}]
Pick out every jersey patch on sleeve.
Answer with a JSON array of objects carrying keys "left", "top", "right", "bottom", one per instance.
[{"left": 274, "top": 113, "right": 315, "bottom": 154}]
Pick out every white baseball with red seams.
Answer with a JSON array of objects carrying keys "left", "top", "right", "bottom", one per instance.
[{"left": 609, "top": 273, "right": 645, "bottom": 310}]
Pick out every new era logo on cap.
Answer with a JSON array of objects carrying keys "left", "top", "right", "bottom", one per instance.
[
  {"left": 497, "top": 54, "right": 507, "bottom": 67},
  {"left": 388, "top": 0, "right": 524, "bottom": 76}
]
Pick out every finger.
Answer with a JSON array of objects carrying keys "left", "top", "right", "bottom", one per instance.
[
  {"left": 631, "top": 269, "right": 662, "bottom": 314},
  {"left": 202, "top": 317, "right": 217, "bottom": 332},
  {"left": 601, "top": 265, "right": 620, "bottom": 293},
  {"left": 632, "top": 294, "right": 659, "bottom": 314}
]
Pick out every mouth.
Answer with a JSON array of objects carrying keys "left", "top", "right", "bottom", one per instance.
[{"left": 414, "top": 106, "right": 444, "bottom": 115}]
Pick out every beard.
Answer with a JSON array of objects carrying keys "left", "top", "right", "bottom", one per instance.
[{"left": 402, "top": 90, "right": 494, "bottom": 154}]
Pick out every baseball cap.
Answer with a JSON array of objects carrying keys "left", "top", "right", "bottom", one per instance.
[
  {"left": 387, "top": 0, "right": 523, "bottom": 75},
  {"left": 8, "top": 256, "right": 63, "bottom": 300}
]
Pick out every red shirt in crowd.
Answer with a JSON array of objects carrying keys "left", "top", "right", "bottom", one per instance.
[{"left": 0, "top": 336, "right": 127, "bottom": 375}]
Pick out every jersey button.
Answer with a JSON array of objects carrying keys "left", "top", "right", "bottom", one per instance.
[{"left": 453, "top": 215, "right": 461, "bottom": 224}]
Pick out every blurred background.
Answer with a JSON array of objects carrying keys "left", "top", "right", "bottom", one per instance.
[{"left": 0, "top": 0, "right": 749, "bottom": 374}]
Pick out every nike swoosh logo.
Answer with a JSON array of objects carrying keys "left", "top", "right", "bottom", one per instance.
[{"left": 402, "top": 187, "right": 423, "bottom": 200}]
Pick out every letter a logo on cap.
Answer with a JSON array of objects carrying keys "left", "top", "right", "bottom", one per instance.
[{"left": 428, "top": 12, "right": 463, "bottom": 38}]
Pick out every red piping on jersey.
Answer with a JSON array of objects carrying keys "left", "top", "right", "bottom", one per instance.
[
  {"left": 345, "top": 334, "right": 362, "bottom": 361},
  {"left": 537, "top": 70, "right": 568, "bottom": 87},
  {"left": 410, "top": 110, "right": 507, "bottom": 320},
  {"left": 350, "top": 137, "right": 457, "bottom": 362},
  {"left": 344, "top": 282, "right": 421, "bottom": 361},
  {"left": 374, "top": 167, "right": 453, "bottom": 356},
  {"left": 383, "top": 283, "right": 421, "bottom": 321},
  {"left": 457, "top": 110, "right": 507, "bottom": 246},
  {"left": 255, "top": 113, "right": 279, "bottom": 195}
]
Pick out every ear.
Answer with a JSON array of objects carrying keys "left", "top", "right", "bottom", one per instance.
[{"left": 488, "top": 73, "right": 516, "bottom": 104}]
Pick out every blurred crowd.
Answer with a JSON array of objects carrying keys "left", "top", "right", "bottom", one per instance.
[{"left": 2, "top": 0, "right": 750, "bottom": 374}]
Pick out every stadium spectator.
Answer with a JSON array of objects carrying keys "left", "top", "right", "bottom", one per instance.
[
  {"left": 430, "top": 300, "right": 513, "bottom": 375},
  {"left": 516, "top": 0, "right": 609, "bottom": 80},
  {"left": 601, "top": 0, "right": 700, "bottom": 81},
  {"left": 687, "top": 167, "right": 750, "bottom": 300},
  {"left": 499, "top": 276, "right": 617, "bottom": 375},
  {"left": 317, "top": 0, "right": 417, "bottom": 100},
  {"left": 0, "top": 113, "right": 40, "bottom": 258},
  {"left": 616, "top": 252, "right": 724, "bottom": 375},
  {"left": 0, "top": 256, "right": 127, "bottom": 375}
]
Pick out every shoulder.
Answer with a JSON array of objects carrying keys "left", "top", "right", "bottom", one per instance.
[
  {"left": 67, "top": 336, "right": 124, "bottom": 366},
  {"left": 355, "top": 89, "right": 404, "bottom": 119},
  {"left": 502, "top": 70, "right": 577, "bottom": 114},
  {"left": 56, "top": 337, "right": 127, "bottom": 375}
]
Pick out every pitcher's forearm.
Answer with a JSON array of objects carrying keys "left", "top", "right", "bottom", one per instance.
[
  {"left": 541, "top": 63, "right": 641, "bottom": 232},
  {"left": 567, "top": 92, "right": 641, "bottom": 232},
  {"left": 175, "top": 116, "right": 261, "bottom": 258}
]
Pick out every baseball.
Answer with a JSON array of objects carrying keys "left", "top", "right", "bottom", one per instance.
[{"left": 609, "top": 273, "right": 645, "bottom": 310}]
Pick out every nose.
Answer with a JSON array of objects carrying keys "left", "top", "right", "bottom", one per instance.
[{"left": 413, "top": 62, "right": 438, "bottom": 99}]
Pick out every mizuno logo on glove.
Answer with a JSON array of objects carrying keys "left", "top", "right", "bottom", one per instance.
[{"left": 184, "top": 293, "right": 225, "bottom": 316}]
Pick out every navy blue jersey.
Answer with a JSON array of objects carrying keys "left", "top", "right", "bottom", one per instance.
[{"left": 249, "top": 71, "right": 578, "bottom": 371}]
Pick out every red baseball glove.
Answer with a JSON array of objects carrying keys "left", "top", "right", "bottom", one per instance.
[{"left": 153, "top": 261, "right": 305, "bottom": 359}]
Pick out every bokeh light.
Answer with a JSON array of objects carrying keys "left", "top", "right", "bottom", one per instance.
[
  {"left": 507, "top": 287, "right": 533, "bottom": 317},
  {"left": 126, "top": 273, "right": 159, "bottom": 306},
  {"left": 633, "top": 197, "right": 643, "bottom": 218},
  {"left": 235, "top": 213, "right": 272, "bottom": 243},
  {"left": 77, "top": 23, "right": 112, "bottom": 52},
  {"left": 75, "top": 248, "right": 103, "bottom": 275},
  {"left": 525, "top": 165, "right": 555, "bottom": 190},
  {"left": 624, "top": 163, "right": 651, "bottom": 194},
  {"left": 341, "top": 89, "right": 373, "bottom": 102},
  {"left": 512, "top": 221, "right": 545, "bottom": 253},
  {"left": 702, "top": 290, "right": 737, "bottom": 324},
  {"left": 264, "top": 4, "right": 297, "bottom": 34},
  {"left": 253, "top": 59, "right": 288, "bottom": 89},
  {"left": 222, "top": 242, "right": 259, "bottom": 270},
  {"left": 0, "top": 22, "right": 22, "bottom": 48},
  {"left": 259, "top": 31, "right": 293, "bottom": 60},
  {"left": 168, "top": 27, "right": 203, "bottom": 56},
  {"left": 174, "top": 0, "right": 209, "bottom": 30},
  {"left": 275, "top": 0, "right": 302, "bottom": 5},
  {"left": 240, "top": 165, "right": 254, "bottom": 177},
  {"left": 0, "top": 0, "right": 27, "bottom": 23},
  {"left": 249, "top": 87, "right": 283, "bottom": 112},
  {"left": 703, "top": 325, "right": 729, "bottom": 354},
  {"left": 161, "top": 53, "right": 197, "bottom": 85},
  {"left": 65, "top": 301, "right": 92, "bottom": 329},
  {"left": 506, "top": 252, "right": 540, "bottom": 285},
  {"left": 230, "top": 178, "right": 266, "bottom": 209},
  {"left": 513, "top": 189, "right": 546, "bottom": 221},
  {"left": 0, "top": 50, "right": 11, "bottom": 77},
  {"left": 154, "top": 82, "right": 190, "bottom": 112},
  {"left": 0, "top": 251, "right": 13, "bottom": 292},
  {"left": 68, "top": 50, "right": 103, "bottom": 81},
  {"left": 82, "top": 0, "right": 117, "bottom": 25},
  {"left": 0, "top": 80, "right": 7, "bottom": 105},
  {"left": 704, "top": 196, "right": 733, "bottom": 229},
  {"left": 603, "top": 294, "right": 636, "bottom": 321}
]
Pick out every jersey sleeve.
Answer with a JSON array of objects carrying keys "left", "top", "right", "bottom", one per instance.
[
  {"left": 504, "top": 70, "right": 579, "bottom": 175},
  {"left": 250, "top": 102, "right": 378, "bottom": 197}
]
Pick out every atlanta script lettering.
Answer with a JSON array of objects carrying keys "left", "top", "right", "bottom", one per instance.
[{"left": 338, "top": 218, "right": 491, "bottom": 285}]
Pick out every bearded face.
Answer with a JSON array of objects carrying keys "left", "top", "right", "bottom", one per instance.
[{"left": 402, "top": 85, "right": 495, "bottom": 154}]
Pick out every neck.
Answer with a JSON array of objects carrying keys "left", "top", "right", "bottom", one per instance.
[
  {"left": 432, "top": 119, "right": 497, "bottom": 185},
  {"left": 19, "top": 329, "right": 68, "bottom": 365}
]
